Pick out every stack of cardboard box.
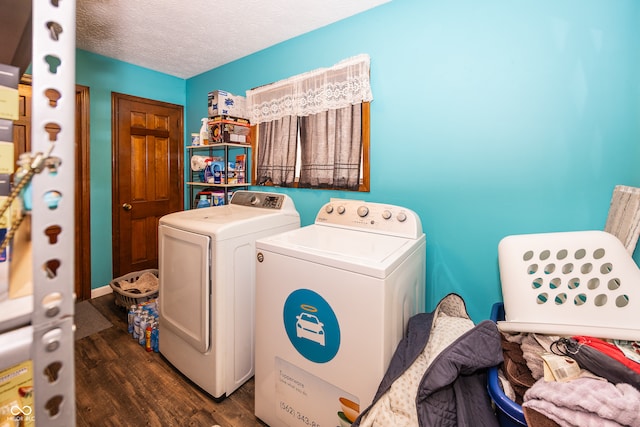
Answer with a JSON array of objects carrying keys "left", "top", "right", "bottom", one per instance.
[
  {"left": 0, "top": 64, "right": 19, "bottom": 303},
  {"left": 206, "top": 90, "right": 251, "bottom": 186},
  {"left": 206, "top": 90, "right": 251, "bottom": 145}
]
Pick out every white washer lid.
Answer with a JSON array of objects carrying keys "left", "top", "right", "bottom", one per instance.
[
  {"left": 256, "top": 224, "right": 425, "bottom": 278},
  {"left": 159, "top": 204, "right": 300, "bottom": 240}
]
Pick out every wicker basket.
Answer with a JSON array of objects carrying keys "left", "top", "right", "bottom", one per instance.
[{"left": 109, "top": 269, "right": 159, "bottom": 309}]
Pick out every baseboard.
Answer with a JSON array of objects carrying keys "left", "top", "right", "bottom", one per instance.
[{"left": 91, "top": 285, "right": 113, "bottom": 299}]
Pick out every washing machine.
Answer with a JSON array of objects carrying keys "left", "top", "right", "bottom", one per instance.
[
  {"left": 158, "top": 190, "right": 300, "bottom": 400},
  {"left": 254, "top": 198, "right": 426, "bottom": 427}
]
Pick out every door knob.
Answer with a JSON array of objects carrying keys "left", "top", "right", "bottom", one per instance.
[{"left": 122, "top": 203, "right": 132, "bottom": 211}]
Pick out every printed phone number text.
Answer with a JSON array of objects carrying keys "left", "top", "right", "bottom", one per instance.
[{"left": 279, "top": 401, "right": 320, "bottom": 427}]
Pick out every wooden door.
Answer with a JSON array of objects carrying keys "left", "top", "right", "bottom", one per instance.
[
  {"left": 111, "top": 93, "right": 183, "bottom": 277},
  {"left": 12, "top": 80, "right": 92, "bottom": 301}
]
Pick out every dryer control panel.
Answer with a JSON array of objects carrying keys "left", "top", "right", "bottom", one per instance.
[
  {"left": 230, "top": 190, "right": 295, "bottom": 211},
  {"left": 315, "top": 198, "right": 423, "bottom": 238}
]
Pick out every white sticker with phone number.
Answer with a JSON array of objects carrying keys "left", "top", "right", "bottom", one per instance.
[{"left": 275, "top": 357, "right": 359, "bottom": 427}]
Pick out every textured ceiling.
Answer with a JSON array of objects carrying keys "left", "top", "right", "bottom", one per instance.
[{"left": 76, "top": 0, "right": 390, "bottom": 79}]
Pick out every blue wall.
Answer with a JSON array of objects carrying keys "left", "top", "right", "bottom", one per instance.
[
  {"left": 75, "top": 49, "right": 186, "bottom": 292},
  {"left": 187, "top": 0, "right": 640, "bottom": 321},
  {"left": 79, "top": 0, "right": 640, "bottom": 322}
]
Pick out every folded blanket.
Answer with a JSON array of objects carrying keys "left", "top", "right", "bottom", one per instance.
[{"left": 523, "top": 377, "right": 640, "bottom": 427}]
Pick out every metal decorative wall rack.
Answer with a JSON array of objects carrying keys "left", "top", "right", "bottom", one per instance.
[{"left": 0, "top": 0, "right": 77, "bottom": 425}]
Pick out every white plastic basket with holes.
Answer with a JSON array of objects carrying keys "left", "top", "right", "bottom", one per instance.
[{"left": 497, "top": 230, "right": 640, "bottom": 340}]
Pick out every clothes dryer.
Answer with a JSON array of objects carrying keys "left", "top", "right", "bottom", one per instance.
[
  {"left": 254, "top": 198, "right": 426, "bottom": 427},
  {"left": 158, "top": 191, "right": 300, "bottom": 400}
]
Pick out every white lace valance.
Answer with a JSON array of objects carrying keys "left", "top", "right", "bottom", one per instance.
[{"left": 246, "top": 54, "right": 373, "bottom": 125}]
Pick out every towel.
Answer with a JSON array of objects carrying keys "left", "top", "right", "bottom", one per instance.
[
  {"left": 500, "top": 333, "right": 536, "bottom": 404},
  {"left": 523, "top": 377, "right": 640, "bottom": 427},
  {"left": 190, "top": 155, "right": 209, "bottom": 171}
]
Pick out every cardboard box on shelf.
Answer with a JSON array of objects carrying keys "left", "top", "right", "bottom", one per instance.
[
  {"left": 226, "top": 161, "right": 238, "bottom": 184},
  {"left": 235, "top": 154, "right": 246, "bottom": 184},
  {"left": 0, "top": 175, "right": 10, "bottom": 301},
  {"left": 0, "top": 120, "right": 13, "bottom": 174},
  {"left": 193, "top": 190, "right": 225, "bottom": 209},
  {"left": 0, "top": 360, "right": 35, "bottom": 427},
  {"left": 0, "top": 64, "right": 19, "bottom": 121},
  {"left": 208, "top": 90, "right": 246, "bottom": 118},
  {"left": 207, "top": 116, "right": 251, "bottom": 144}
]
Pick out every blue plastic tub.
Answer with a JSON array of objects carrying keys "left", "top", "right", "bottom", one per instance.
[{"left": 488, "top": 302, "right": 527, "bottom": 427}]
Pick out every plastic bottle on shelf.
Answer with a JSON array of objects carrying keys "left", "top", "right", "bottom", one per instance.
[
  {"left": 196, "top": 194, "right": 211, "bottom": 209},
  {"left": 133, "top": 308, "right": 142, "bottom": 339},
  {"left": 199, "top": 118, "right": 209, "bottom": 145}
]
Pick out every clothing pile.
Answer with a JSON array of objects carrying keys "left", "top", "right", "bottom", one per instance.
[
  {"left": 353, "top": 293, "right": 504, "bottom": 427},
  {"left": 499, "top": 330, "right": 640, "bottom": 426}
]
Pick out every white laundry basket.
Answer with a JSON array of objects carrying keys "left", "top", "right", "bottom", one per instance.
[{"left": 497, "top": 230, "right": 640, "bottom": 340}]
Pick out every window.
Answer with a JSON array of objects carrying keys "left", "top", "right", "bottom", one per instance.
[{"left": 246, "top": 55, "right": 372, "bottom": 192}]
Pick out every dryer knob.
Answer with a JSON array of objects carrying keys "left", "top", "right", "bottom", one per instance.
[
  {"left": 382, "top": 210, "right": 392, "bottom": 220},
  {"left": 325, "top": 204, "right": 334, "bottom": 214},
  {"left": 397, "top": 212, "right": 407, "bottom": 222},
  {"left": 250, "top": 195, "right": 259, "bottom": 205},
  {"left": 337, "top": 205, "right": 346, "bottom": 214},
  {"left": 357, "top": 206, "right": 369, "bottom": 217}
]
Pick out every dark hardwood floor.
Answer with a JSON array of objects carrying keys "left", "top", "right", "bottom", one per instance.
[{"left": 76, "top": 294, "right": 267, "bottom": 427}]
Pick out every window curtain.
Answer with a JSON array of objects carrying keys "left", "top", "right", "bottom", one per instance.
[
  {"left": 246, "top": 54, "right": 372, "bottom": 189},
  {"left": 298, "top": 104, "right": 362, "bottom": 190},
  {"left": 256, "top": 116, "right": 297, "bottom": 186}
]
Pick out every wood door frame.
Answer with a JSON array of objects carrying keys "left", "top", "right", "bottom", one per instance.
[
  {"left": 19, "top": 75, "right": 91, "bottom": 300},
  {"left": 76, "top": 84, "right": 91, "bottom": 301}
]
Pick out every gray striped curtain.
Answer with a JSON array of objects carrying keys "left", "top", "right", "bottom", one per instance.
[
  {"left": 256, "top": 116, "right": 298, "bottom": 186},
  {"left": 298, "top": 104, "right": 362, "bottom": 190}
]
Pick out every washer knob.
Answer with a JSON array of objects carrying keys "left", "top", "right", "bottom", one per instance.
[
  {"left": 357, "top": 206, "right": 369, "bottom": 217},
  {"left": 382, "top": 210, "right": 392, "bottom": 220},
  {"left": 250, "top": 195, "right": 259, "bottom": 205},
  {"left": 325, "top": 204, "right": 334, "bottom": 214},
  {"left": 337, "top": 205, "right": 346, "bottom": 214},
  {"left": 397, "top": 212, "right": 407, "bottom": 222}
]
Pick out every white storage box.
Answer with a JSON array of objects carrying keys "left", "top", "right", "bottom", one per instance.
[
  {"left": 208, "top": 90, "right": 246, "bottom": 118},
  {"left": 497, "top": 230, "right": 640, "bottom": 340}
]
